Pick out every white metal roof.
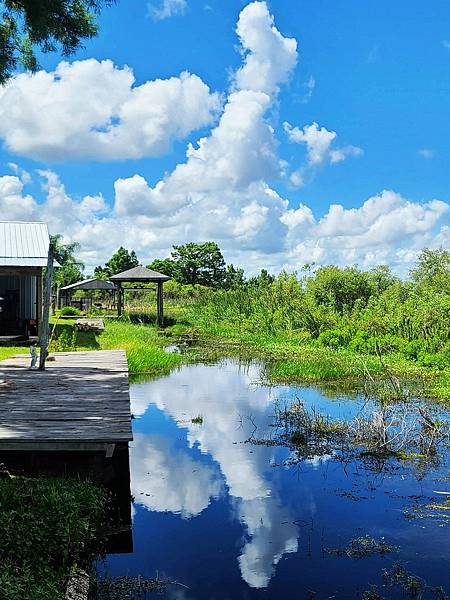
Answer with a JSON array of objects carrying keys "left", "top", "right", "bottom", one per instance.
[{"left": 0, "top": 221, "right": 50, "bottom": 267}]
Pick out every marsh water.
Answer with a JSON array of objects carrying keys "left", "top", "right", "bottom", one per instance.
[{"left": 107, "top": 358, "right": 450, "bottom": 599}]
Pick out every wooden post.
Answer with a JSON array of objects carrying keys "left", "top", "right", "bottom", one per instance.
[
  {"left": 157, "top": 281, "right": 164, "bottom": 327},
  {"left": 117, "top": 283, "right": 123, "bottom": 317},
  {"left": 39, "top": 243, "right": 54, "bottom": 370},
  {"left": 36, "top": 272, "right": 43, "bottom": 336}
]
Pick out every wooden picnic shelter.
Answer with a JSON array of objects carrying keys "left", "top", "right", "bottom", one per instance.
[
  {"left": 110, "top": 266, "right": 170, "bottom": 326},
  {"left": 58, "top": 277, "right": 117, "bottom": 311}
]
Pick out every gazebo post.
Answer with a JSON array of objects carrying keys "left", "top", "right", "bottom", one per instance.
[
  {"left": 117, "top": 283, "right": 123, "bottom": 317},
  {"left": 157, "top": 281, "right": 164, "bottom": 327}
]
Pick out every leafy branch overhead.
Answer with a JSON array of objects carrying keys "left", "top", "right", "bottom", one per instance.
[{"left": 0, "top": 1, "right": 116, "bottom": 84}]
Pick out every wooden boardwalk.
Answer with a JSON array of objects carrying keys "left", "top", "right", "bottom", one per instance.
[{"left": 0, "top": 350, "right": 132, "bottom": 451}]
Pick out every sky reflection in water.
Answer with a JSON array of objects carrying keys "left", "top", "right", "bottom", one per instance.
[{"left": 107, "top": 360, "right": 450, "bottom": 599}]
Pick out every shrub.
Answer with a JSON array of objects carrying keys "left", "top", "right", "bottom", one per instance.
[
  {"left": 317, "top": 327, "right": 352, "bottom": 349},
  {"left": 59, "top": 306, "right": 82, "bottom": 316}
]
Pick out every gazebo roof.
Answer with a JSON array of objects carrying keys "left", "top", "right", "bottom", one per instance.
[
  {"left": 60, "top": 277, "right": 116, "bottom": 291},
  {"left": 110, "top": 265, "right": 170, "bottom": 283}
]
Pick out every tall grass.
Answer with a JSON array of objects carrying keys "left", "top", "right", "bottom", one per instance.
[
  {"left": 48, "top": 317, "right": 182, "bottom": 376},
  {"left": 98, "top": 320, "right": 182, "bottom": 374}
]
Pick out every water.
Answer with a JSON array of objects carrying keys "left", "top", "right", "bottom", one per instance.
[{"left": 107, "top": 359, "right": 450, "bottom": 599}]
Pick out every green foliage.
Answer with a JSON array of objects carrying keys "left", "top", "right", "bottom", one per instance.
[
  {"left": 50, "top": 328, "right": 77, "bottom": 351},
  {"left": 0, "top": 1, "right": 115, "bottom": 84},
  {"left": 0, "top": 477, "right": 108, "bottom": 600},
  {"left": 96, "top": 320, "right": 182, "bottom": 375},
  {"left": 147, "top": 257, "right": 177, "bottom": 278},
  {"left": 308, "top": 265, "right": 376, "bottom": 314},
  {"left": 59, "top": 305, "right": 82, "bottom": 316},
  {"left": 171, "top": 241, "right": 226, "bottom": 286},
  {"left": 410, "top": 247, "right": 450, "bottom": 292},
  {"left": 51, "top": 234, "right": 84, "bottom": 289},
  {"left": 95, "top": 246, "right": 139, "bottom": 278},
  {"left": 186, "top": 249, "right": 450, "bottom": 381}
]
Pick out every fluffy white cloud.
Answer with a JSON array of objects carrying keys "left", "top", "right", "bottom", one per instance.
[
  {"left": 148, "top": 0, "right": 187, "bottom": 20},
  {"left": 0, "top": 2, "right": 447, "bottom": 275},
  {"left": 0, "top": 60, "right": 220, "bottom": 161},
  {"left": 284, "top": 120, "right": 363, "bottom": 167},
  {"left": 329, "top": 145, "right": 364, "bottom": 163},
  {"left": 284, "top": 190, "right": 449, "bottom": 271},
  {"left": 284, "top": 121, "right": 363, "bottom": 187},
  {"left": 284, "top": 121, "right": 336, "bottom": 166},
  {"left": 234, "top": 1, "right": 298, "bottom": 95}
]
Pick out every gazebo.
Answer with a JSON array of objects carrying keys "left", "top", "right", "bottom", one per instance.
[
  {"left": 110, "top": 266, "right": 170, "bottom": 326},
  {"left": 58, "top": 277, "right": 117, "bottom": 311}
]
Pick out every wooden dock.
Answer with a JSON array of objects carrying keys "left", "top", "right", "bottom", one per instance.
[{"left": 0, "top": 350, "right": 132, "bottom": 452}]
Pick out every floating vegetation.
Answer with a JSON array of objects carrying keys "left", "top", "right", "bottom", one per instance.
[
  {"left": 89, "top": 574, "right": 182, "bottom": 599},
  {"left": 382, "top": 563, "right": 449, "bottom": 599},
  {"left": 326, "top": 536, "right": 396, "bottom": 558},
  {"left": 361, "top": 586, "right": 384, "bottom": 600},
  {"left": 404, "top": 494, "right": 450, "bottom": 524}
]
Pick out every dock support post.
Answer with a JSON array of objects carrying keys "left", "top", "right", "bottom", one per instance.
[{"left": 157, "top": 281, "right": 164, "bottom": 327}]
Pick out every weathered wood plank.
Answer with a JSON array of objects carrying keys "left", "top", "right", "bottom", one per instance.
[{"left": 0, "top": 350, "right": 133, "bottom": 447}]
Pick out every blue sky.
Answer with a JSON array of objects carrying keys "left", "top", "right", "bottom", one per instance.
[{"left": 0, "top": 0, "right": 448, "bottom": 272}]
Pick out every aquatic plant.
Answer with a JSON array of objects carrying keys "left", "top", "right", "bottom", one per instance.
[
  {"left": 89, "top": 573, "right": 176, "bottom": 600},
  {"left": 326, "top": 535, "right": 396, "bottom": 558}
]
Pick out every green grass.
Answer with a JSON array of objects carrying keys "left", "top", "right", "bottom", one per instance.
[
  {"left": 0, "top": 477, "right": 108, "bottom": 600},
  {"left": 48, "top": 317, "right": 183, "bottom": 377},
  {"left": 1, "top": 310, "right": 447, "bottom": 399},
  {"left": 0, "top": 346, "right": 28, "bottom": 361}
]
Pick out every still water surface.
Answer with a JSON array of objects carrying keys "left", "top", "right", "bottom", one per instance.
[{"left": 107, "top": 359, "right": 450, "bottom": 599}]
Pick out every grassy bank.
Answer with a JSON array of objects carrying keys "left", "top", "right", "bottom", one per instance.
[
  {"left": 1, "top": 310, "right": 448, "bottom": 400},
  {"left": 0, "top": 476, "right": 108, "bottom": 600},
  {"left": 49, "top": 316, "right": 183, "bottom": 376}
]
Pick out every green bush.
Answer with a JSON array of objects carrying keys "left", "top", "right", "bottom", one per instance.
[
  {"left": 59, "top": 306, "right": 82, "bottom": 316},
  {"left": 317, "top": 327, "right": 352, "bottom": 349}
]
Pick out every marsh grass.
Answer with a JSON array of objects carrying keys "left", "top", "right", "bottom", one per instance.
[
  {"left": 252, "top": 396, "right": 449, "bottom": 467},
  {"left": 0, "top": 476, "right": 108, "bottom": 600}
]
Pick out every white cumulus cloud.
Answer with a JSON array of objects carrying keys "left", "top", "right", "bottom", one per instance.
[
  {"left": 0, "top": 60, "right": 220, "bottom": 161},
  {"left": 0, "top": 2, "right": 447, "bottom": 276},
  {"left": 234, "top": 0, "right": 298, "bottom": 96}
]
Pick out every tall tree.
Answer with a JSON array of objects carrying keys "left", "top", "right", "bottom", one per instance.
[
  {"left": 147, "top": 257, "right": 177, "bottom": 279},
  {"left": 51, "top": 234, "right": 84, "bottom": 288},
  {"left": 410, "top": 248, "right": 450, "bottom": 292},
  {"left": 95, "top": 246, "right": 139, "bottom": 277},
  {"left": 171, "top": 242, "right": 226, "bottom": 287},
  {"left": 0, "top": 1, "right": 116, "bottom": 84}
]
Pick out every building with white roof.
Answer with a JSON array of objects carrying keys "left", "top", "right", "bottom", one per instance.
[{"left": 0, "top": 221, "right": 51, "bottom": 339}]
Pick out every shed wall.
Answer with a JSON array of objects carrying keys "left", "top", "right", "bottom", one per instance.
[{"left": 0, "top": 274, "right": 37, "bottom": 319}]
